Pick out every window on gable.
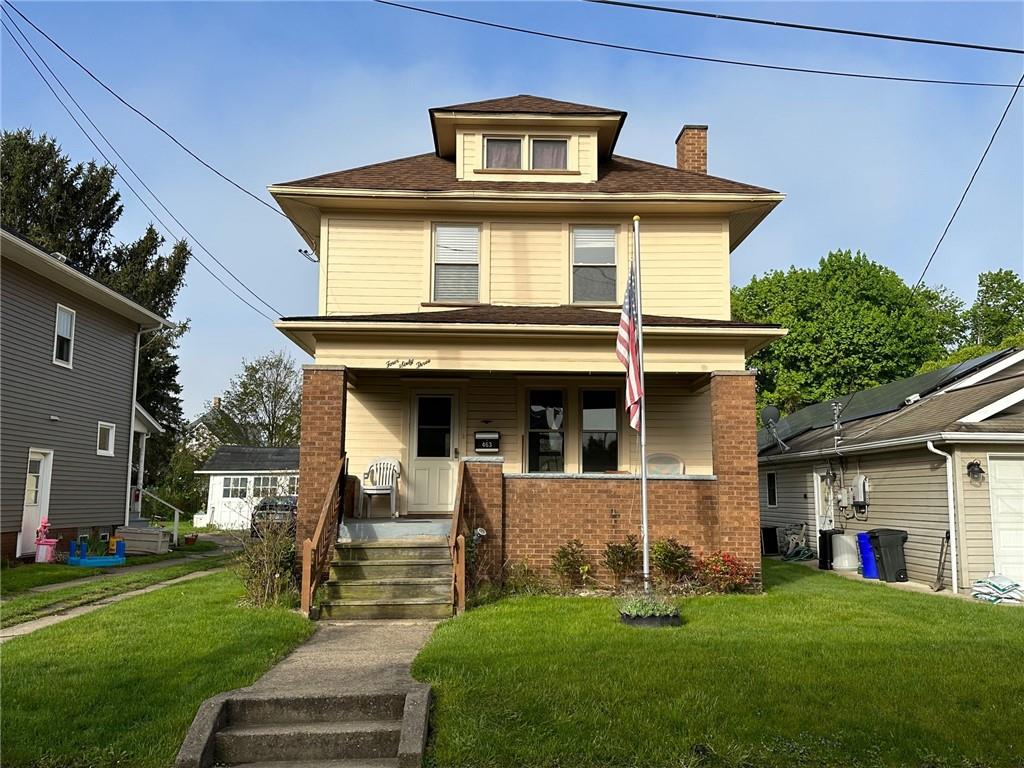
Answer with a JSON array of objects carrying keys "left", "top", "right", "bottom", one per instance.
[
  {"left": 96, "top": 422, "right": 115, "bottom": 456},
  {"left": 53, "top": 304, "right": 76, "bottom": 367},
  {"left": 223, "top": 477, "right": 248, "bottom": 498},
  {"left": 531, "top": 138, "right": 568, "bottom": 170},
  {"left": 433, "top": 225, "right": 480, "bottom": 302},
  {"left": 572, "top": 227, "right": 617, "bottom": 303},
  {"left": 485, "top": 137, "right": 522, "bottom": 169},
  {"left": 766, "top": 472, "right": 778, "bottom": 507}
]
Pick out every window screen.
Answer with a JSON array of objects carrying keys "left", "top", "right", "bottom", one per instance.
[{"left": 433, "top": 225, "right": 480, "bottom": 302}]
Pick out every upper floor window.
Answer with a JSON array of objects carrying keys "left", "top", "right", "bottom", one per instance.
[
  {"left": 223, "top": 476, "right": 248, "bottom": 499},
  {"left": 96, "top": 422, "right": 115, "bottom": 456},
  {"left": 531, "top": 138, "right": 568, "bottom": 170},
  {"left": 484, "top": 137, "right": 522, "bottom": 169},
  {"left": 53, "top": 304, "right": 76, "bottom": 367},
  {"left": 433, "top": 225, "right": 480, "bottom": 302},
  {"left": 572, "top": 227, "right": 617, "bottom": 303}
]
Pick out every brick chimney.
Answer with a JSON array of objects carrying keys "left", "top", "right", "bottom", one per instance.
[{"left": 675, "top": 124, "right": 708, "bottom": 174}]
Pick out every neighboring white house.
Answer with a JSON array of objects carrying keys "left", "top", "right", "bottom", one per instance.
[{"left": 193, "top": 445, "right": 299, "bottom": 529}]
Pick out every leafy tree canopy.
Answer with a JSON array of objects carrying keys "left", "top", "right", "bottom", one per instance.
[
  {"left": 732, "top": 250, "right": 965, "bottom": 415},
  {"left": 207, "top": 351, "right": 302, "bottom": 448},
  {"left": 966, "top": 269, "right": 1024, "bottom": 347},
  {"left": 917, "top": 331, "right": 1024, "bottom": 374},
  {"left": 1, "top": 129, "right": 190, "bottom": 483}
]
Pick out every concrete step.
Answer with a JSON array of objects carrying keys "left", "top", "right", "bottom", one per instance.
[
  {"left": 330, "top": 559, "right": 452, "bottom": 581},
  {"left": 326, "top": 577, "right": 451, "bottom": 601},
  {"left": 227, "top": 694, "right": 405, "bottom": 726},
  {"left": 214, "top": 720, "right": 401, "bottom": 764},
  {"left": 229, "top": 760, "right": 398, "bottom": 768},
  {"left": 320, "top": 596, "right": 453, "bottom": 620},
  {"left": 335, "top": 538, "right": 450, "bottom": 562}
]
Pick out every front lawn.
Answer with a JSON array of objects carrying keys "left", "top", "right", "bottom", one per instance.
[
  {"left": 413, "top": 560, "right": 1024, "bottom": 768},
  {"left": 0, "top": 563, "right": 102, "bottom": 596},
  {"left": 1, "top": 571, "right": 312, "bottom": 768}
]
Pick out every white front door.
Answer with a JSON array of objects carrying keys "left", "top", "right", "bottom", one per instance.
[
  {"left": 407, "top": 394, "right": 458, "bottom": 513},
  {"left": 18, "top": 450, "right": 51, "bottom": 557},
  {"left": 989, "top": 455, "right": 1024, "bottom": 583}
]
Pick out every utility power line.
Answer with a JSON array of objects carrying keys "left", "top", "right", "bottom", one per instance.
[
  {"left": 1, "top": 18, "right": 277, "bottom": 322},
  {"left": 3, "top": 0, "right": 318, "bottom": 254},
  {"left": 0, "top": 6, "right": 281, "bottom": 317},
  {"left": 373, "top": 0, "right": 1019, "bottom": 89},
  {"left": 913, "top": 71, "right": 1024, "bottom": 290},
  {"left": 586, "top": 1, "right": 1024, "bottom": 56}
]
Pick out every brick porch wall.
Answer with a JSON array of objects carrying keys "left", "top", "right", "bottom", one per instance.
[
  {"left": 461, "top": 460, "right": 504, "bottom": 576},
  {"left": 296, "top": 366, "right": 347, "bottom": 572}
]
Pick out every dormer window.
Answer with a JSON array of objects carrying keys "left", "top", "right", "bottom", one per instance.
[
  {"left": 531, "top": 138, "right": 568, "bottom": 170},
  {"left": 484, "top": 137, "right": 522, "bottom": 169}
]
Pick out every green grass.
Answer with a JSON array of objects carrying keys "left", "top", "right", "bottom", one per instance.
[
  {"left": 1, "top": 571, "right": 312, "bottom": 768},
  {"left": 0, "top": 563, "right": 102, "bottom": 596},
  {"left": 413, "top": 560, "right": 1024, "bottom": 768},
  {"left": 154, "top": 519, "right": 218, "bottom": 536},
  {"left": 0, "top": 555, "right": 234, "bottom": 628}
]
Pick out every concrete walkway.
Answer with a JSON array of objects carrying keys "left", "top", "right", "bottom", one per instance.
[
  {"left": 244, "top": 620, "right": 439, "bottom": 696},
  {"left": 785, "top": 556, "right": 970, "bottom": 600},
  {"left": 21, "top": 549, "right": 231, "bottom": 594},
  {"left": 0, "top": 567, "right": 226, "bottom": 644}
]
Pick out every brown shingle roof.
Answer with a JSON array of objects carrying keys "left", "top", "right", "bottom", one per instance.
[
  {"left": 432, "top": 94, "right": 623, "bottom": 116},
  {"left": 281, "top": 305, "right": 781, "bottom": 329},
  {"left": 276, "top": 153, "right": 776, "bottom": 195}
]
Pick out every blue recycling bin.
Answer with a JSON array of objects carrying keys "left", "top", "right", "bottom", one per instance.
[{"left": 856, "top": 532, "right": 879, "bottom": 579}]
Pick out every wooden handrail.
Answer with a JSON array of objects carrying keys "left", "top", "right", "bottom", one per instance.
[
  {"left": 300, "top": 456, "right": 347, "bottom": 617},
  {"left": 450, "top": 461, "right": 467, "bottom": 614}
]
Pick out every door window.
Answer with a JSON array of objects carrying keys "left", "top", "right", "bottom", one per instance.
[
  {"left": 417, "top": 396, "right": 453, "bottom": 458},
  {"left": 528, "top": 390, "right": 565, "bottom": 472},
  {"left": 24, "top": 457, "right": 42, "bottom": 506}
]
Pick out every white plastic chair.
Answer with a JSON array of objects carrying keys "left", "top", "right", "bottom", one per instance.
[{"left": 361, "top": 458, "right": 401, "bottom": 518}]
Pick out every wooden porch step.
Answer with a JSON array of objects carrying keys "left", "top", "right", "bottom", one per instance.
[
  {"left": 319, "top": 596, "right": 453, "bottom": 620},
  {"left": 326, "top": 576, "right": 451, "bottom": 601},
  {"left": 335, "top": 538, "right": 450, "bottom": 562},
  {"left": 330, "top": 559, "right": 452, "bottom": 580}
]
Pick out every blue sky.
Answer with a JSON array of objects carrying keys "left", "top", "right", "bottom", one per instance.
[{"left": 3, "top": 1, "right": 1022, "bottom": 417}]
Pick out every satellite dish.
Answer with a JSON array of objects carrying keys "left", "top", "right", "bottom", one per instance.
[{"left": 761, "top": 405, "right": 781, "bottom": 426}]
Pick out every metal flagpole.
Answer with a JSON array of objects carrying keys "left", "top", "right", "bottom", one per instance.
[{"left": 632, "top": 215, "right": 651, "bottom": 592}]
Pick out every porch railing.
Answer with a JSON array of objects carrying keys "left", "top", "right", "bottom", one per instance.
[
  {"left": 300, "top": 456, "right": 347, "bottom": 617},
  {"left": 449, "top": 461, "right": 467, "bottom": 614}
]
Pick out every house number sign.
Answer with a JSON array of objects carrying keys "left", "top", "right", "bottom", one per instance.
[{"left": 474, "top": 431, "right": 500, "bottom": 454}]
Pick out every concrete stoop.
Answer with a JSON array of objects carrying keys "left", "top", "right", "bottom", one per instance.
[
  {"left": 175, "top": 687, "right": 430, "bottom": 768},
  {"left": 321, "top": 538, "right": 453, "bottom": 620}
]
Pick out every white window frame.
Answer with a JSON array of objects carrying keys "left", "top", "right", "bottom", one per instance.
[
  {"left": 252, "top": 475, "right": 280, "bottom": 498},
  {"left": 286, "top": 475, "right": 299, "bottom": 496},
  {"left": 766, "top": 471, "right": 778, "bottom": 507},
  {"left": 432, "top": 223, "right": 481, "bottom": 303},
  {"left": 529, "top": 136, "right": 569, "bottom": 170},
  {"left": 571, "top": 226, "right": 618, "bottom": 304},
  {"left": 53, "top": 304, "right": 76, "bottom": 368},
  {"left": 222, "top": 476, "right": 249, "bottom": 499},
  {"left": 483, "top": 135, "right": 524, "bottom": 170},
  {"left": 96, "top": 422, "right": 116, "bottom": 457}
]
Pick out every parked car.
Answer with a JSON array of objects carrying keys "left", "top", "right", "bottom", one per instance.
[{"left": 250, "top": 496, "right": 298, "bottom": 538}]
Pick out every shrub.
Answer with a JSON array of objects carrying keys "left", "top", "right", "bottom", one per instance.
[
  {"left": 651, "top": 538, "right": 695, "bottom": 584},
  {"left": 232, "top": 523, "right": 297, "bottom": 607},
  {"left": 618, "top": 594, "right": 679, "bottom": 617},
  {"left": 602, "top": 535, "right": 641, "bottom": 586},
  {"left": 551, "top": 539, "right": 590, "bottom": 589},
  {"left": 694, "top": 551, "right": 755, "bottom": 593}
]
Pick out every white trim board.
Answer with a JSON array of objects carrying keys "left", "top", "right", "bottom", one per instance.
[{"left": 959, "top": 387, "right": 1024, "bottom": 423}]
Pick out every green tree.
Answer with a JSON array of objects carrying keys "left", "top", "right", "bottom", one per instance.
[
  {"left": 1, "top": 129, "right": 190, "bottom": 482},
  {"left": 966, "top": 269, "right": 1024, "bottom": 346},
  {"left": 732, "top": 250, "right": 964, "bottom": 416},
  {"left": 208, "top": 351, "right": 302, "bottom": 447},
  {"left": 917, "top": 331, "right": 1024, "bottom": 374}
]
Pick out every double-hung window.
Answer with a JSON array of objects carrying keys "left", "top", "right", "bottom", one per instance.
[
  {"left": 53, "top": 304, "right": 76, "bottom": 367},
  {"left": 433, "top": 225, "right": 480, "bottom": 303},
  {"left": 223, "top": 477, "right": 248, "bottom": 499},
  {"left": 581, "top": 390, "right": 618, "bottom": 472},
  {"left": 572, "top": 227, "right": 617, "bottom": 303},
  {"left": 527, "top": 390, "right": 565, "bottom": 473}
]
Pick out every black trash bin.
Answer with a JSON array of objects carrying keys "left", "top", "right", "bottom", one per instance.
[
  {"left": 868, "top": 528, "right": 909, "bottom": 582},
  {"left": 818, "top": 528, "right": 842, "bottom": 570}
]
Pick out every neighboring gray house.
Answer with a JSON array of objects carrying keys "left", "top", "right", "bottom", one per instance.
[
  {"left": 193, "top": 445, "right": 299, "bottom": 529},
  {"left": 1, "top": 228, "right": 167, "bottom": 561},
  {"left": 758, "top": 348, "right": 1024, "bottom": 593}
]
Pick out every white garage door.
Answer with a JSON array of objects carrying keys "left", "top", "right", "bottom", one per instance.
[{"left": 990, "top": 455, "right": 1024, "bottom": 584}]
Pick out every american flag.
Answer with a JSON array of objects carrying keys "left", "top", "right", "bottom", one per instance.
[{"left": 616, "top": 260, "right": 644, "bottom": 431}]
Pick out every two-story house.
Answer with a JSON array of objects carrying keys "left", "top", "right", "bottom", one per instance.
[
  {"left": 0, "top": 228, "right": 167, "bottom": 561},
  {"left": 270, "top": 95, "right": 785, "bottom": 617}
]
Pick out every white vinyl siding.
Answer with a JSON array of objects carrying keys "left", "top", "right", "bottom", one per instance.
[{"left": 433, "top": 225, "right": 480, "bottom": 302}]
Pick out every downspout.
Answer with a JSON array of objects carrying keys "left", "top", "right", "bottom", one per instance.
[{"left": 926, "top": 441, "right": 959, "bottom": 595}]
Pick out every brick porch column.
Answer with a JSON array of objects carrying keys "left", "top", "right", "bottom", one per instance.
[
  {"left": 297, "top": 365, "right": 348, "bottom": 571},
  {"left": 709, "top": 370, "right": 762, "bottom": 586},
  {"left": 462, "top": 458, "right": 504, "bottom": 582}
]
